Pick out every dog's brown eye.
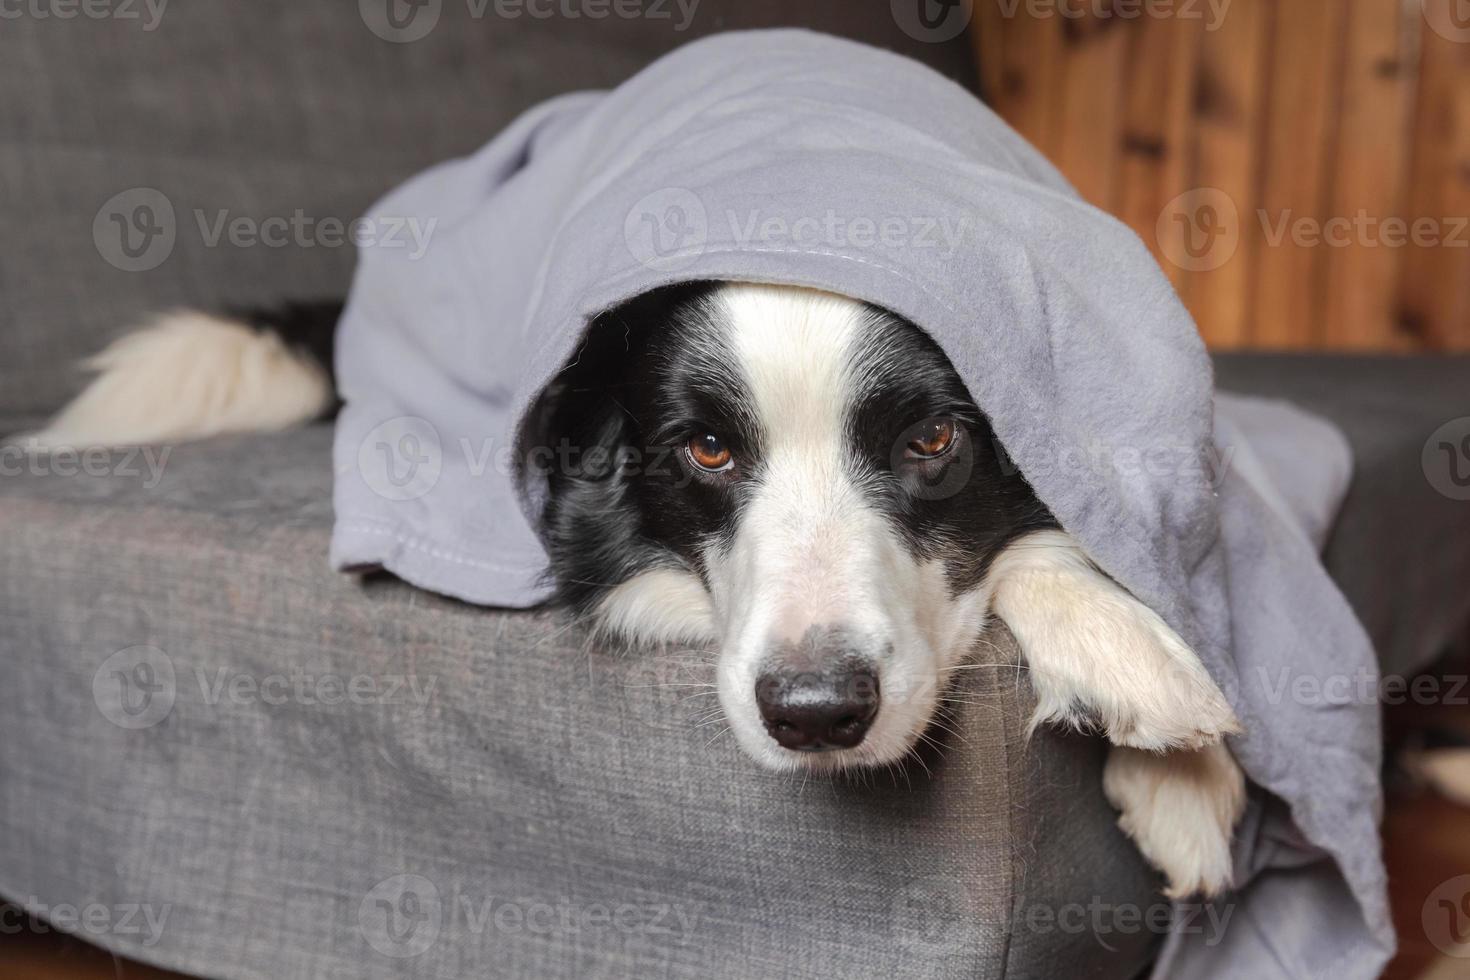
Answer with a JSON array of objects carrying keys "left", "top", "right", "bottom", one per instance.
[
  {"left": 687, "top": 433, "right": 732, "bottom": 472},
  {"left": 907, "top": 419, "right": 956, "bottom": 459}
]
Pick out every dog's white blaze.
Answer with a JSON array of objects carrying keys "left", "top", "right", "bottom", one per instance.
[{"left": 697, "top": 284, "right": 981, "bottom": 770}]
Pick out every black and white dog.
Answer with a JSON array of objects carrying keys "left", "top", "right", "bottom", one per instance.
[{"left": 29, "top": 280, "right": 1245, "bottom": 897}]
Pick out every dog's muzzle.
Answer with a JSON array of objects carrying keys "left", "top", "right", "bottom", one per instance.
[{"left": 753, "top": 632, "right": 881, "bottom": 751}]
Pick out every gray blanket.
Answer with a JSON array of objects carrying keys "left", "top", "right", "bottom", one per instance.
[{"left": 330, "top": 30, "right": 1390, "bottom": 977}]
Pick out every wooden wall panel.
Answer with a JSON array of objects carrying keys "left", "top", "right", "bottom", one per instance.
[
  {"left": 1399, "top": 0, "right": 1470, "bottom": 350},
  {"left": 1114, "top": 13, "right": 1202, "bottom": 291},
  {"left": 1249, "top": 0, "right": 1346, "bottom": 347},
  {"left": 1050, "top": 14, "right": 1131, "bottom": 207},
  {"left": 972, "top": 0, "right": 1470, "bottom": 351},
  {"left": 1181, "top": 0, "right": 1271, "bottom": 347},
  {"left": 974, "top": 5, "right": 1066, "bottom": 151},
  {"left": 1322, "top": 0, "right": 1419, "bottom": 350}
]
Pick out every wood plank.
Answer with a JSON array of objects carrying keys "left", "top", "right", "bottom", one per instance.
[
  {"left": 1113, "top": 14, "right": 1204, "bottom": 291},
  {"left": 1321, "top": 0, "right": 1420, "bottom": 350},
  {"left": 1180, "top": 0, "right": 1271, "bottom": 348},
  {"left": 974, "top": 4, "right": 1068, "bottom": 152},
  {"left": 973, "top": 0, "right": 1008, "bottom": 108},
  {"left": 1250, "top": 0, "right": 1348, "bottom": 348},
  {"left": 1398, "top": 0, "right": 1470, "bottom": 351},
  {"left": 1048, "top": 10, "right": 1130, "bottom": 209}
]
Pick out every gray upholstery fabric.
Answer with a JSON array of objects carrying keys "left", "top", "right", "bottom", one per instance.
[
  {"left": 0, "top": 422, "right": 1160, "bottom": 979},
  {"left": 0, "top": 0, "right": 976, "bottom": 417},
  {"left": 1215, "top": 354, "right": 1470, "bottom": 678}
]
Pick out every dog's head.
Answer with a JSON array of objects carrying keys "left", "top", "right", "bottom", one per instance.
[{"left": 534, "top": 281, "right": 1056, "bottom": 770}]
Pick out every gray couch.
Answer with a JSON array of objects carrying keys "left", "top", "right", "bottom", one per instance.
[{"left": 2, "top": 3, "right": 1467, "bottom": 979}]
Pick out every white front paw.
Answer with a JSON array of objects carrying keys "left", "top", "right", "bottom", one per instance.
[
  {"left": 990, "top": 532, "right": 1241, "bottom": 752},
  {"left": 1103, "top": 743, "right": 1246, "bottom": 899},
  {"left": 1085, "top": 621, "right": 1243, "bottom": 753}
]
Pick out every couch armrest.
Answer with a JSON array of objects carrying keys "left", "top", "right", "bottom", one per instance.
[{"left": 0, "top": 425, "right": 1160, "bottom": 978}]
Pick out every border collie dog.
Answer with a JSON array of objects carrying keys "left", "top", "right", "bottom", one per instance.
[{"left": 30, "top": 281, "right": 1246, "bottom": 898}]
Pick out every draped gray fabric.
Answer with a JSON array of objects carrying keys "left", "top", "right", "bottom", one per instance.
[{"left": 329, "top": 31, "right": 1391, "bottom": 977}]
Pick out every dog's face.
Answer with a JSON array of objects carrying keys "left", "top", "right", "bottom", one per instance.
[{"left": 537, "top": 282, "right": 1055, "bottom": 770}]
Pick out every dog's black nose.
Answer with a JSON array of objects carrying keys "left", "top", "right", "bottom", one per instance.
[{"left": 755, "top": 665, "right": 880, "bottom": 751}]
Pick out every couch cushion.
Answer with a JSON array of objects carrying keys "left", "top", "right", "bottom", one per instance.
[
  {"left": 0, "top": 423, "right": 1159, "bottom": 980},
  {"left": 1215, "top": 354, "right": 1470, "bottom": 678},
  {"left": 0, "top": 0, "right": 976, "bottom": 418}
]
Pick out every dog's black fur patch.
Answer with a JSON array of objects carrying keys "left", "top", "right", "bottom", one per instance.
[{"left": 531, "top": 283, "right": 1057, "bottom": 612}]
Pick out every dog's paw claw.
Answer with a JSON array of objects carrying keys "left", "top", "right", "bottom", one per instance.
[{"left": 1106, "top": 691, "right": 1241, "bottom": 753}]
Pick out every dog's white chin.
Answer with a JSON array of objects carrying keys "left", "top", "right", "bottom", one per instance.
[{"left": 727, "top": 718, "right": 928, "bottom": 773}]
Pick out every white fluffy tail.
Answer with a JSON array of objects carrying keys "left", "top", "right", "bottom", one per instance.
[{"left": 21, "top": 311, "right": 334, "bottom": 449}]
